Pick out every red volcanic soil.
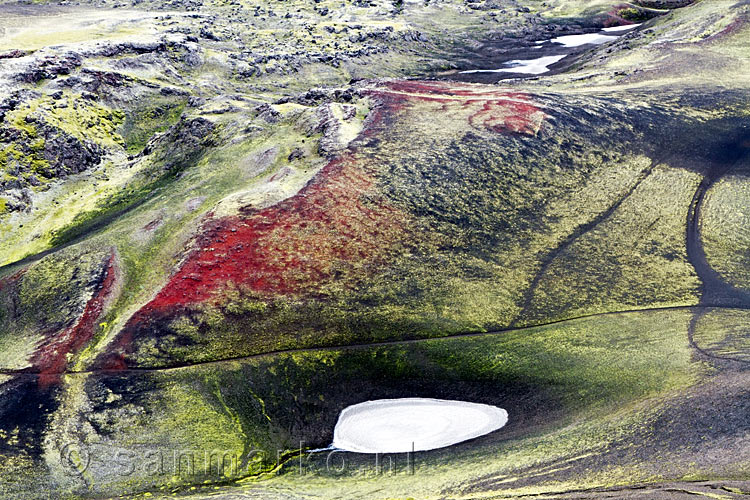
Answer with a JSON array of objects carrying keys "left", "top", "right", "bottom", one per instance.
[
  {"left": 604, "top": 4, "right": 641, "bottom": 27},
  {"left": 29, "top": 252, "right": 119, "bottom": 387},
  {"left": 702, "top": 15, "right": 748, "bottom": 43},
  {"left": 133, "top": 83, "right": 543, "bottom": 316},
  {"left": 99, "top": 80, "right": 545, "bottom": 368},
  {"left": 137, "top": 155, "right": 410, "bottom": 314},
  {"left": 372, "top": 80, "right": 547, "bottom": 136},
  {"left": 467, "top": 98, "right": 545, "bottom": 135},
  {"left": 142, "top": 81, "right": 542, "bottom": 312}
]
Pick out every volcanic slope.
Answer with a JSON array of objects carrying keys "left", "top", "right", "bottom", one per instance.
[{"left": 0, "top": 0, "right": 750, "bottom": 499}]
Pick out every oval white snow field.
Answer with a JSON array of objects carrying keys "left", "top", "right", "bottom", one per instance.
[{"left": 332, "top": 398, "right": 508, "bottom": 453}]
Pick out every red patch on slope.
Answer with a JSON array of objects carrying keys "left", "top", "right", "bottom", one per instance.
[
  {"left": 604, "top": 4, "right": 641, "bottom": 27},
  {"left": 100, "top": 80, "right": 544, "bottom": 369},
  {"left": 29, "top": 252, "right": 119, "bottom": 387},
  {"left": 701, "top": 15, "right": 748, "bottom": 43},
  {"left": 0, "top": 268, "right": 26, "bottom": 292},
  {"left": 136, "top": 155, "right": 409, "bottom": 314},
  {"left": 465, "top": 98, "right": 545, "bottom": 135},
  {"left": 371, "top": 80, "right": 547, "bottom": 136}
]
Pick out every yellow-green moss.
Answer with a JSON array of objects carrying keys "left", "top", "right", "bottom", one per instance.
[
  {"left": 44, "top": 96, "right": 125, "bottom": 148},
  {"left": 0, "top": 142, "right": 50, "bottom": 183},
  {"left": 119, "top": 100, "right": 187, "bottom": 154},
  {"left": 6, "top": 94, "right": 125, "bottom": 150}
]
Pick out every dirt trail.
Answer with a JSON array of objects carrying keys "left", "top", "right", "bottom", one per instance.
[
  {"left": 685, "top": 153, "right": 750, "bottom": 307},
  {"left": 685, "top": 133, "right": 750, "bottom": 364},
  {"left": 2, "top": 303, "right": 748, "bottom": 377}
]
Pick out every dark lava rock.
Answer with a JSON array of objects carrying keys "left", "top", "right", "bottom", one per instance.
[
  {"left": 42, "top": 128, "right": 105, "bottom": 177},
  {"left": 88, "top": 41, "right": 166, "bottom": 58},
  {"left": 200, "top": 27, "right": 220, "bottom": 40},
  {"left": 143, "top": 117, "right": 216, "bottom": 173},
  {"left": 0, "top": 49, "right": 28, "bottom": 59},
  {"left": 15, "top": 53, "right": 82, "bottom": 83},
  {"left": 288, "top": 147, "right": 305, "bottom": 161},
  {"left": 255, "top": 103, "right": 281, "bottom": 123}
]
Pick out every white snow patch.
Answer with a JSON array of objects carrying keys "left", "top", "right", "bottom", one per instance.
[
  {"left": 602, "top": 23, "right": 642, "bottom": 33},
  {"left": 332, "top": 398, "right": 508, "bottom": 453},
  {"left": 547, "top": 32, "right": 620, "bottom": 47},
  {"left": 460, "top": 54, "right": 566, "bottom": 75}
]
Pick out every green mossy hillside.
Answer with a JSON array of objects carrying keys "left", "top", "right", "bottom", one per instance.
[
  {"left": 36, "top": 308, "right": 709, "bottom": 498},
  {"left": 0, "top": 93, "right": 125, "bottom": 213}
]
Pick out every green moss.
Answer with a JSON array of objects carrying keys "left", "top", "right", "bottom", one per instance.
[
  {"left": 29, "top": 138, "right": 45, "bottom": 153},
  {"left": 0, "top": 247, "right": 111, "bottom": 369},
  {"left": 0, "top": 94, "right": 126, "bottom": 199},
  {"left": 691, "top": 308, "right": 750, "bottom": 361},
  {"left": 8, "top": 114, "right": 37, "bottom": 137},
  {"left": 2, "top": 1, "right": 749, "bottom": 497},
  {"left": 48, "top": 170, "right": 174, "bottom": 247},
  {"left": 14, "top": 250, "right": 103, "bottom": 326},
  {"left": 0, "top": 142, "right": 51, "bottom": 185},
  {"left": 48, "top": 113, "right": 219, "bottom": 249},
  {"left": 74, "top": 308, "right": 705, "bottom": 497},
  {"left": 119, "top": 100, "right": 187, "bottom": 154},
  {"left": 44, "top": 95, "right": 125, "bottom": 148},
  {"left": 6, "top": 94, "right": 124, "bottom": 149},
  {"left": 113, "top": 91, "right": 715, "bottom": 369},
  {"left": 701, "top": 174, "right": 750, "bottom": 292}
]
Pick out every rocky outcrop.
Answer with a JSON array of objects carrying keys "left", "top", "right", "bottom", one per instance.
[
  {"left": 141, "top": 116, "right": 216, "bottom": 172},
  {"left": 313, "top": 102, "right": 359, "bottom": 156},
  {"left": 40, "top": 127, "right": 105, "bottom": 178},
  {"left": 14, "top": 53, "right": 82, "bottom": 84},
  {"left": 0, "top": 94, "right": 121, "bottom": 213}
]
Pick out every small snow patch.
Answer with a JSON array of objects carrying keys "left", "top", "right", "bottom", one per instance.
[
  {"left": 546, "top": 32, "right": 620, "bottom": 47},
  {"left": 602, "top": 24, "right": 642, "bottom": 33},
  {"left": 460, "top": 54, "right": 567, "bottom": 75}
]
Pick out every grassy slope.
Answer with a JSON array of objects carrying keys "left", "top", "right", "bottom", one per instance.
[
  {"left": 0, "top": 0, "right": 749, "bottom": 498},
  {"left": 41, "top": 308, "right": 705, "bottom": 498},
  {"left": 702, "top": 174, "right": 750, "bottom": 293}
]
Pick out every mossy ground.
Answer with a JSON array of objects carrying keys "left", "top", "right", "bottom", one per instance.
[
  {"left": 40, "top": 308, "right": 715, "bottom": 499},
  {"left": 1, "top": 0, "right": 750, "bottom": 498},
  {"left": 701, "top": 174, "right": 750, "bottom": 293},
  {"left": 92, "top": 82, "right": 736, "bottom": 370}
]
